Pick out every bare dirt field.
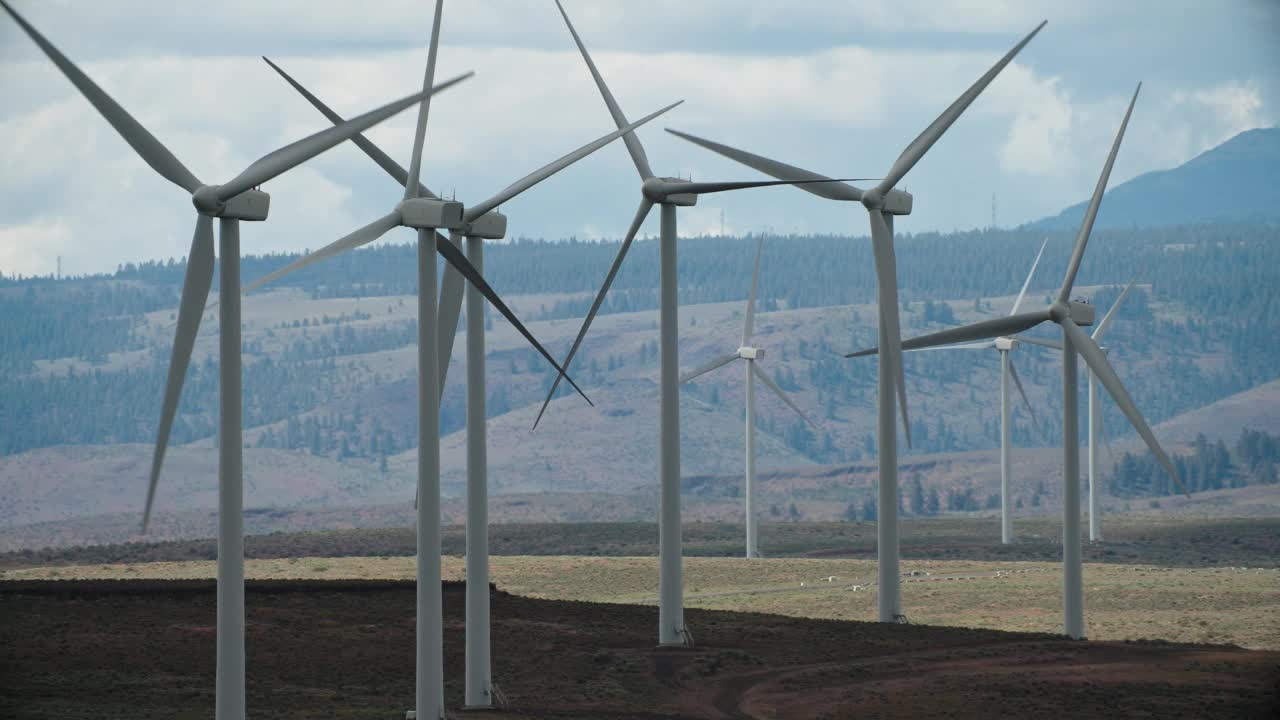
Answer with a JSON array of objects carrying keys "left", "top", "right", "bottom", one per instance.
[{"left": 2, "top": 579, "right": 1277, "bottom": 720}]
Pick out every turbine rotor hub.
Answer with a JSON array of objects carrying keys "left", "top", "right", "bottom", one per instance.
[
  {"left": 643, "top": 177, "right": 696, "bottom": 206},
  {"left": 1048, "top": 301, "right": 1070, "bottom": 324},
  {"left": 191, "top": 185, "right": 223, "bottom": 216},
  {"left": 860, "top": 189, "right": 884, "bottom": 211}
]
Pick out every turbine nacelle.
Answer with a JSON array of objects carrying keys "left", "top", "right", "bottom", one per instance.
[
  {"left": 400, "top": 197, "right": 465, "bottom": 230},
  {"left": 463, "top": 210, "right": 508, "bottom": 240},
  {"left": 1050, "top": 300, "right": 1096, "bottom": 327},
  {"left": 642, "top": 177, "right": 697, "bottom": 206},
  {"left": 995, "top": 336, "right": 1017, "bottom": 351},
  {"left": 191, "top": 186, "right": 270, "bottom": 221},
  {"left": 862, "top": 188, "right": 913, "bottom": 216},
  {"left": 737, "top": 346, "right": 763, "bottom": 360}
]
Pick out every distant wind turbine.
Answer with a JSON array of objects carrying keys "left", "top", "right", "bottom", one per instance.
[
  {"left": 1085, "top": 278, "right": 1138, "bottom": 542},
  {"left": 666, "top": 19, "right": 1046, "bottom": 623},
  {"left": 541, "top": 0, "right": 865, "bottom": 647},
  {"left": 680, "top": 238, "right": 816, "bottom": 559},
  {"left": 903, "top": 239, "right": 1051, "bottom": 544},
  {"left": 849, "top": 84, "right": 1187, "bottom": 639}
]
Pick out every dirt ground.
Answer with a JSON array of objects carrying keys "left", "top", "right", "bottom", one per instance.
[{"left": 2, "top": 579, "right": 1276, "bottom": 719}]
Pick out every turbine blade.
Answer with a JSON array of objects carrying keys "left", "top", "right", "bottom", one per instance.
[
  {"left": 753, "top": 362, "right": 817, "bottom": 429},
  {"left": 869, "top": 210, "right": 911, "bottom": 445},
  {"left": 1008, "top": 358, "right": 1044, "bottom": 439},
  {"left": 243, "top": 211, "right": 402, "bottom": 293},
  {"left": 404, "top": 0, "right": 444, "bottom": 201},
  {"left": 665, "top": 129, "right": 864, "bottom": 202},
  {"left": 217, "top": 72, "right": 471, "bottom": 201},
  {"left": 466, "top": 100, "right": 683, "bottom": 221},
  {"left": 555, "top": 0, "right": 654, "bottom": 179},
  {"left": 432, "top": 233, "right": 592, "bottom": 407},
  {"left": 660, "top": 177, "right": 870, "bottom": 197},
  {"left": 680, "top": 353, "right": 740, "bottom": 384},
  {"left": 905, "top": 341, "right": 996, "bottom": 353},
  {"left": 0, "top": 0, "right": 202, "bottom": 193},
  {"left": 262, "top": 56, "right": 436, "bottom": 198},
  {"left": 1093, "top": 275, "right": 1137, "bottom": 341},
  {"left": 1096, "top": 383, "right": 1117, "bottom": 465},
  {"left": 876, "top": 20, "right": 1046, "bottom": 195},
  {"left": 143, "top": 215, "right": 215, "bottom": 531},
  {"left": 743, "top": 236, "right": 763, "bottom": 345},
  {"left": 847, "top": 311, "right": 1051, "bottom": 358},
  {"left": 1012, "top": 334, "right": 1063, "bottom": 351},
  {"left": 1010, "top": 238, "right": 1048, "bottom": 316},
  {"left": 435, "top": 232, "right": 465, "bottom": 390},
  {"left": 1062, "top": 317, "right": 1187, "bottom": 496},
  {"left": 1058, "top": 82, "right": 1140, "bottom": 303},
  {"left": 533, "top": 198, "right": 654, "bottom": 428}
]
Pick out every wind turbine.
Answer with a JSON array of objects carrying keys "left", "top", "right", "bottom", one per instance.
[
  {"left": 680, "top": 237, "right": 816, "bottom": 559},
  {"left": 665, "top": 21, "right": 1046, "bottom": 623},
  {"left": 848, "top": 84, "right": 1188, "bottom": 639},
  {"left": 899, "top": 239, "right": 1051, "bottom": 544},
  {"left": 1085, "top": 277, "right": 1136, "bottom": 542},
  {"left": 1013, "top": 278, "right": 1138, "bottom": 543},
  {"left": 540, "top": 0, "right": 866, "bottom": 646},
  {"left": 256, "top": 43, "right": 679, "bottom": 720},
  {"left": 0, "top": 4, "right": 469, "bottom": 719},
  {"left": 245, "top": 3, "right": 679, "bottom": 711}
]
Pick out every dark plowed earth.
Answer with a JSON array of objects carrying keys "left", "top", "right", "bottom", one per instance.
[{"left": 1, "top": 580, "right": 1276, "bottom": 719}]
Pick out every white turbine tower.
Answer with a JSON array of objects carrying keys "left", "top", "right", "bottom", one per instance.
[
  {"left": 848, "top": 84, "right": 1188, "bottom": 638},
  {"left": 258, "top": 58, "right": 679, "bottom": 720},
  {"left": 665, "top": 20, "right": 1045, "bottom": 623},
  {"left": 1014, "top": 278, "right": 1138, "bottom": 543},
  {"left": 246, "top": 3, "right": 681, "bottom": 711},
  {"left": 894, "top": 239, "right": 1050, "bottom": 544},
  {"left": 680, "top": 238, "right": 816, "bottom": 559},
  {"left": 0, "top": 4, "right": 469, "bottom": 720},
  {"left": 538, "top": 0, "right": 864, "bottom": 646},
  {"left": 1086, "top": 277, "right": 1136, "bottom": 542}
]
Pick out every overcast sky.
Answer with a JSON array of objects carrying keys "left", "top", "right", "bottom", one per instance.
[{"left": 1, "top": 0, "right": 1276, "bottom": 277}]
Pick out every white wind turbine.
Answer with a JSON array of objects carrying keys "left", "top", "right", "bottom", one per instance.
[
  {"left": 0, "top": 5, "right": 466, "bottom": 720},
  {"left": 536, "top": 0, "right": 866, "bottom": 646},
  {"left": 1010, "top": 277, "right": 1139, "bottom": 543},
  {"left": 848, "top": 84, "right": 1187, "bottom": 639},
  {"left": 665, "top": 21, "right": 1045, "bottom": 623},
  {"left": 861, "top": 239, "right": 1052, "bottom": 545},
  {"left": 245, "top": 2, "right": 679, "bottom": 712},
  {"left": 680, "top": 237, "right": 816, "bottom": 559},
  {"left": 257, "top": 58, "right": 679, "bottom": 720},
  {"left": 1085, "top": 277, "right": 1137, "bottom": 542}
]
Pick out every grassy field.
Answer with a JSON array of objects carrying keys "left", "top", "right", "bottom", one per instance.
[{"left": 9, "top": 555, "right": 1277, "bottom": 651}]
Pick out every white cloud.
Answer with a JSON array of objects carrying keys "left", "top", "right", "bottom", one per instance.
[
  {"left": 0, "top": 217, "right": 72, "bottom": 277},
  {"left": 0, "top": 1, "right": 1274, "bottom": 273}
]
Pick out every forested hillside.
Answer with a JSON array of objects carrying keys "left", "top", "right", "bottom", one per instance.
[{"left": 0, "top": 221, "right": 1277, "bottom": 522}]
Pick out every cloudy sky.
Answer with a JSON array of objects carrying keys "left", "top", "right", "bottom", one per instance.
[{"left": 1, "top": 0, "right": 1276, "bottom": 277}]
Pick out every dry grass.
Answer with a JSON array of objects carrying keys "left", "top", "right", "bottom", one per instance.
[{"left": 9, "top": 555, "right": 1277, "bottom": 650}]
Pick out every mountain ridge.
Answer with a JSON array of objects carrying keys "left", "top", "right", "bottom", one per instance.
[{"left": 1031, "top": 127, "right": 1280, "bottom": 230}]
